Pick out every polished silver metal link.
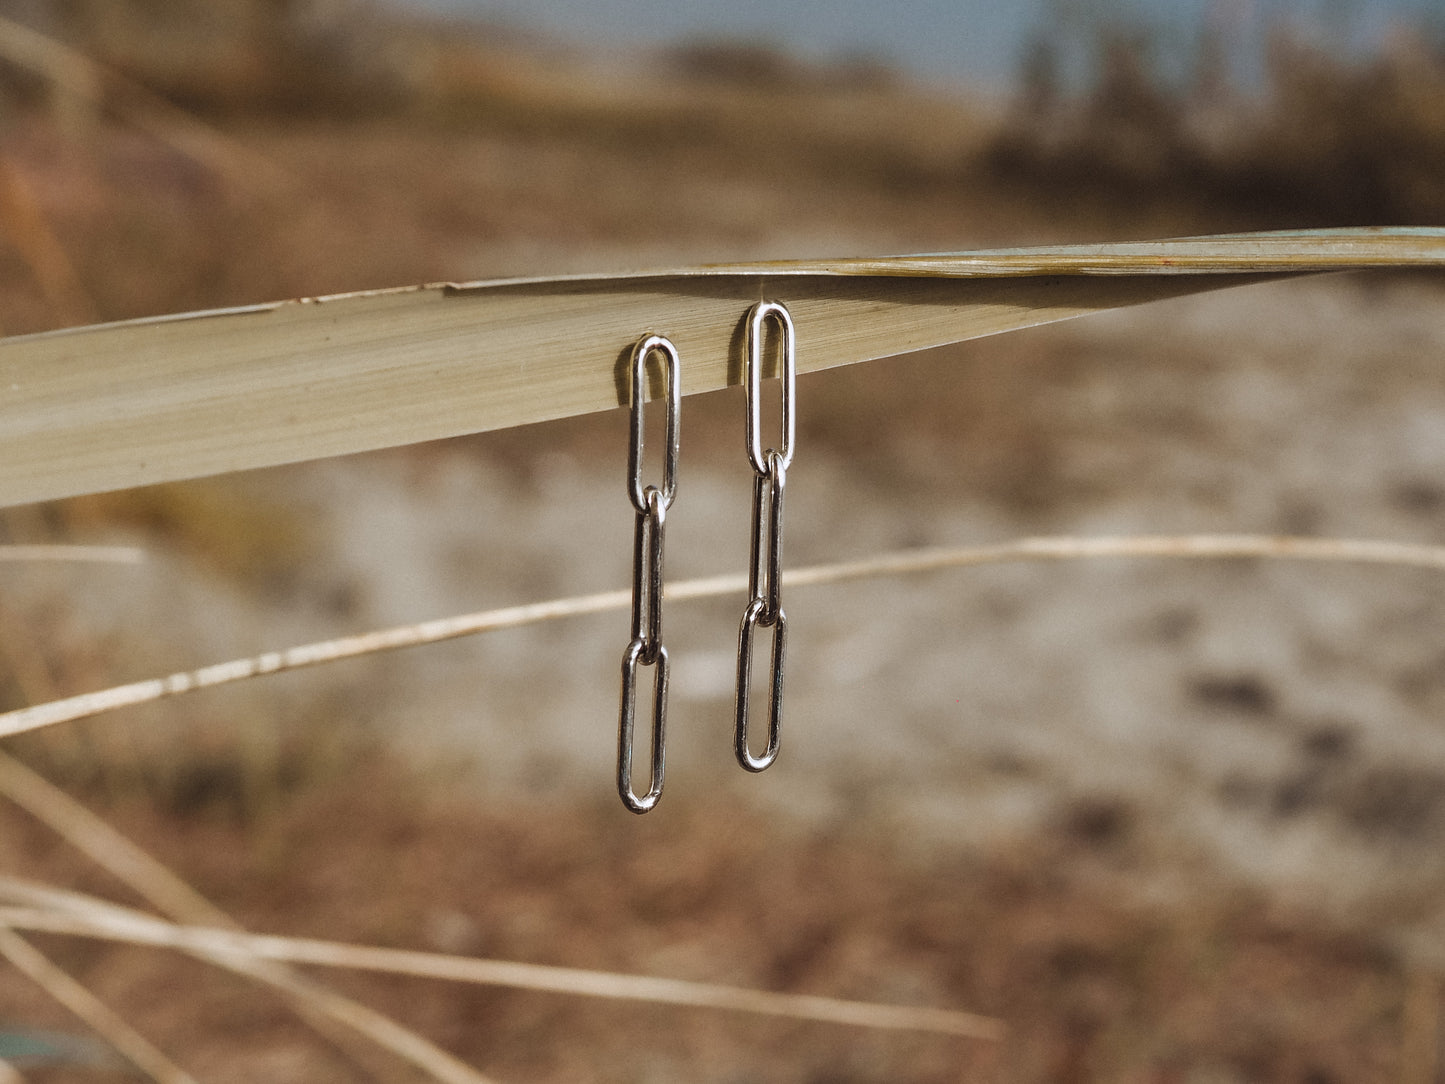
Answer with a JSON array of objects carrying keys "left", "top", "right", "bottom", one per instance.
[
  {"left": 748, "top": 450, "right": 786, "bottom": 624},
  {"left": 630, "top": 487, "right": 667, "bottom": 661},
  {"left": 619, "top": 638, "right": 667, "bottom": 812},
  {"left": 744, "top": 301, "right": 795, "bottom": 475},
  {"left": 735, "top": 597, "right": 786, "bottom": 772},
  {"left": 735, "top": 301, "right": 796, "bottom": 773},
  {"left": 628, "top": 334, "right": 680, "bottom": 515},
  {"left": 619, "top": 333, "right": 680, "bottom": 813}
]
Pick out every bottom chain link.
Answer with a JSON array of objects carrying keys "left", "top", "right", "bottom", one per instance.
[
  {"left": 619, "top": 638, "right": 668, "bottom": 813},
  {"left": 734, "top": 597, "right": 786, "bottom": 772}
]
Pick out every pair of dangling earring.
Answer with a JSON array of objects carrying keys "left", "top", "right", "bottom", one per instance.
[{"left": 616, "top": 301, "right": 797, "bottom": 814}]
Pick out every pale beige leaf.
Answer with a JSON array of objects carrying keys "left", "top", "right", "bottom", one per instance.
[{"left": 3, "top": 228, "right": 1442, "bottom": 506}]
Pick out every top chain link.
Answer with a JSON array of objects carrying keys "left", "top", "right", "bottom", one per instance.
[
  {"left": 744, "top": 302, "right": 796, "bottom": 476},
  {"left": 628, "top": 334, "right": 680, "bottom": 515}
]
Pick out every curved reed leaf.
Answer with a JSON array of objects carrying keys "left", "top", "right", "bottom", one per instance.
[{"left": 1, "top": 229, "right": 1441, "bottom": 505}]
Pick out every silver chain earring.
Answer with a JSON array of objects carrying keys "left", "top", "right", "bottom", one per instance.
[
  {"left": 735, "top": 301, "right": 796, "bottom": 773},
  {"left": 617, "top": 334, "right": 680, "bottom": 813}
]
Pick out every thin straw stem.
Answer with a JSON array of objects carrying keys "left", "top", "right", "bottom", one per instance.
[
  {"left": 0, "top": 753, "right": 493, "bottom": 1084},
  {"left": 0, "top": 886, "right": 1001, "bottom": 1041},
  {"left": 0, "top": 926, "right": 195, "bottom": 1083},
  {"left": 0, "top": 545, "right": 142, "bottom": 563},
  {"left": 0, "top": 533, "right": 1440, "bottom": 740}
]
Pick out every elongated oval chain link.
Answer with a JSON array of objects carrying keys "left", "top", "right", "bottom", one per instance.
[
  {"left": 744, "top": 302, "right": 795, "bottom": 475},
  {"left": 619, "top": 637, "right": 667, "bottom": 813},
  {"left": 628, "top": 335, "right": 680, "bottom": 515},
  {"left": 736, "top": 597, "right": 785, "bottom": 772},
  {"left": 735, "top": 301, "right": 796, "bottom": 773},
  {"left": 748, "top": 450, "right": 786, "bottom": 624},
  {"left": 630, "top": 488, "right": 666, "bottom": 661},
  {"left": 619, "top": 335, "right": 680, "bottom": 813}
]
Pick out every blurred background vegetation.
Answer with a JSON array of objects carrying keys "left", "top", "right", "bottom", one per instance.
[
  {"left": 995, "top": 6, "right": 1445, "bottom": 228},
  {"left": 0, "top": 1, "right": 1440, "bottom": 1081},
  {"left": 0, "top": 0, "right": 1436, "bottom": 333}
]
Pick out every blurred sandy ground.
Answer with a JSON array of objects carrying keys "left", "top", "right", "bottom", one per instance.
[{"left": 0, "top": 2, "right": 1445, "bottom": 1079}]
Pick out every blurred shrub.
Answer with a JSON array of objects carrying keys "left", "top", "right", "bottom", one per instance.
[
  {"left": 987, "top": 21, "right": 1445, "bottom": 227},
  {"left": 668, "top": 38, "right": 897, "bottom": 92},
  {"left": 669, "top": 40, "right": 807, "bottom": 88},
  {"left": 0, "top": 0, "right": 426, "bottom": 117},
  {"left": 59, "top": 478, "right": 320, "bottom": 594}
]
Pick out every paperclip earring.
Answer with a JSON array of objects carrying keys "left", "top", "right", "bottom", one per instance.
[
  {"left": 617, "top": 334, "right": 680, "bottom": 813},
  {"left": 735, "top": 301, "right": 796, "bottom": 773}
]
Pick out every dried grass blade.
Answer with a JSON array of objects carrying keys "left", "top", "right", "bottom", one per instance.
[
  {"left": 0, "top": 925, "right": 196, "bottom": 1083},
  {"left": 0, "top": 546, "right": 143, "bottom": 564},
  {"left": 0, "top": 159, "right": 95, "bottom": 328},
  {"left": 0, "top": 886, "right": 1001, "bottom": 1042},
  {"left": 0, "top": 755, "right": 494, "bottom": 1082},
  {"left": 0, "top": 532, "right": 1442, "bottom": 738},
  {"left": 198, "top": 956, "right": 500, "bottom": 1084},
  {"left": 0, "top": 753, "right": 225, "bottom": 924},
  {"left": 0, "top": 14, "right": 289, "bottom": 193}
]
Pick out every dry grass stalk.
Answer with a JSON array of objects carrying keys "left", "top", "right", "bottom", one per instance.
[
  {"left": 0, "top": 545, "right": 142, "bottom": 563},
  {"left": 0, "top": 14, "right": 289, "bottom": 195},
  {"left": 0, "top": 158, "right": 96, "bottom": 329},
  {"left": 0, "top": 753, "right": 225, "bottom": 924},
  {"left": 0, "top": 553, "right": 488, "bottom": 1079},
  {"left": 1, "top": 532, "right": 1443, "bottom": 739},
  {"left": 1, "top": 229, "right": 1441, "bottom": 506},
  {"left": 184, "top": 957, "right": 499, "bottom": 1084},
  {"left": 0, "top": 880, "right": 1002, "bottom": 1042},
  {"left": 0, "top": 752, "right": 496, "bottom": 1082},
  {"left": 0, "top": 925, "right": 195, "bottom": 1083}
]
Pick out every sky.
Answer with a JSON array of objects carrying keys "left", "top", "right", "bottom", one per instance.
[{"left": 395, "top": 0, "right": 1445, "bottom": 89}]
